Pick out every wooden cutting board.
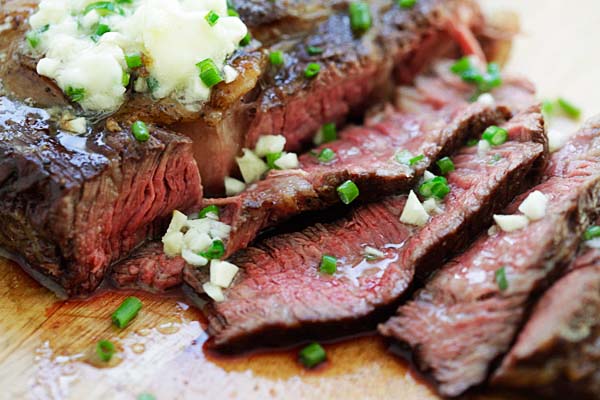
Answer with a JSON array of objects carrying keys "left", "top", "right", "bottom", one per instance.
[{"left": 1, "top": 1, "right": 599, "bottom": 399}]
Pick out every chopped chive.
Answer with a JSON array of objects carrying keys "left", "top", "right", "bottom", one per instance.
[
  {"left": 137, "top": 395, "right": 156, "bottom": 400},
  {"left": 482, "top": 125, "right": 508, "bottom": 146},
  {"left": 495, "top": 267, "right": 509, "bottom": 291},
  {"left": 450, "top": 57, "right": 474, "bottom": 75},
  {"left": 349, "top": 1, "right": 372, "bottom": 32},
  {"left": 131, "top": 121, "right": 150, "bottom": 142},
  {"left": 227, "top": 8, "right": 239, "bottom": 17},
  {"left": 239, "top": 32, "right": 251, "bottom": 46},
  {"left": 26, "top": 31, "right": 41, "bottom": 48},
  {"left": 146, "top": 76, "right": 159, "bottom": 93},
  {"left": 321, "top": 123, "right": 337, "bottom": 143},
  {"left": 319, "top": 255, "right": 337, "bottom": 275},
  {"left": 84, "top": 1, "right": 121, "bottom": 16},
  {"left": 266, "top": 152, "right": 283, "bottom": 169},
  {"left": 306, "top": 45, "right": 324, "bottom": 55},
  {"left": 196, "top": 58, "right": 223, "bottom": 88},
  {"left": 115, "top": 0, "right": 132, "bottom": 3},
  {"left": 584, "top": 226, "right": 600, "bottom": 241},
  {"left": 398, "top": 0, "right": 417, "bottom": 8},
  {"left": 557, "top": 98, "right": 582, "bottom": 120},
  {"left": 94, "top": 23, "right": 110, "bottom": 37},
  {"left": 125, "top": 53, "right": 143, "bottom": 69},
  {"left": 409, "top": 154, "right": 424, "bottom": 166},
  {"left": 269, "top": 50, "right": 285, "bottom": 66},
  {"left": 112, "top": 296, "right": 143, "bottom": 328},
  {"left": 317, "top": 148, "right": 336, "bottom": 163},
  {"left": 337, "top": 180, "right": 360, "bottom": 204},
  {"left": 541, "top": 99, "right": 555, "bottom": 117},
  {"left": 467, "top": 138, "right": 479, "bottom": 146},
  {"left": 96, "top": 340, "right": 116, "bottom": 362},
  {"left": 198, "top": 205, "right": 219, "bottom": 219},
  {"left": 122, "top": 71, "right": 130, "bottom": 87},
  {"left": 450, "top": 57, "right": 502, "bottom": 93},
  {"left": 65, "top": 86, "right": 85, "bottom": 102},
  {"left": 419, "top": 176, "right": 450, "bottom": 200},
  {"left": 436, "top": 157, "right": 455, "bottom": 175},
  {"left": 199, "top": 239, "right": 225, "bottom": 260},
  {"left": 394, "top": 149, "right": 414, "bottom": 165},
  {"left": 299, "top": 343, "right": 327, "bottom": 368},
  {"left": 304, "top": 62, "right": 321, "bottom": 78},
  {"left": 205, "top": 10, "right": 220, "bottom": 26}
]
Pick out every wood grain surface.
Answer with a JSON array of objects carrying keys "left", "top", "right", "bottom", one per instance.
[{"left": 1, "top": 1, "right": 599, "bottom": 399}]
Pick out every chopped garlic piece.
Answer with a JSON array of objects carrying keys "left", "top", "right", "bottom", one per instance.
[
  {"left": 223, "top": 65, "right": 239, "bottom": 84},
  {"left": 493, "top": 214, "right": 529, "bottom": 232},
  {"left": 203, "top": 282, "right": 225, "bottom": 302},
  {"left": 518, "top": 191, "right": 548, "bottom": 221},
  {"left": 167, "top": 210, "right": 188, "bottom": 233},
  {"left": 477, "top": 93, "right": 495, "bottom": 106},
  {"left": 400, "top": 190, "right": 430, "bottom": 227},
  {"left": 210, "top": 260, "right": 239, "bottom": 288},
  {"left": 64, "top": 117, "right": 87, "bottom": 134},
  {"left": 181, "top": 248, "right": 208, "bottom": 267},
  {"left": 254, "top": 135, "right": 286, "bottom": 157},
  {"left": 208, "top": 220, "right": 232, "bottom": 240},
  {"left": 162, "top": 231, "right": 184, "bottom": 257},
  {"left": 236, "top": 149, "right": 268, "bottom": 184},
  {"left": 423, "top": 170, "right": 436, "bottom": 181},
  {"left": 274, "top": 152, "right": 299, "bottom": 170},
  {"left": 364, "top": 246, "right": 385, "bottom": 259},
  {"left": 422, "top": 198, "right": 443, "bottom": 215},
  {"left": 224, "top": 176, "right": 246, "bottom": 196},
  {"left": 478, "top": 139, "right": 491, "bottom": 156},
  {"left": 183, "top": 229, "right": 212, "bottom": 253}
]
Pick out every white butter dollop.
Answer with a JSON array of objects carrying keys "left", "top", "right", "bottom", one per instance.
[{"left": 29, "top": 0, "right": 247, "bottom": 111}]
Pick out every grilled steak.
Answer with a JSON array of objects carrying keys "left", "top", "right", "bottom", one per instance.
[
  {"left": 491, "top": 238, "right": 600, "bottom": 399},
  {"left": 207, "top": 64, "right": 537, "bottom": 257},
  {"left": 0, "top": 97, "right": 202, "bottom": 296},
  {"left": 1, "top": 0, "right": 485, "bottom": 194},
  {"left": 380, "top": 116, "right": 600, "bottom": 397},
  {"left": 194, "top": 107, "right": 547, "bottom": 351}
]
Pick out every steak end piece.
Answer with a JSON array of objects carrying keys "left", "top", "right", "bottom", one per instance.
[
  {"left": 196, "top": 107, "right": 547, "bottom": 352},
  {"left": 0, "top": 97, "right": 202, "bottom": 296},
  {"left": 380, "top": 115, "right": 600, "bottom": 397}
]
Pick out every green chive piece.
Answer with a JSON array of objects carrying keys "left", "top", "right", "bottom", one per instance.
[
  {"left": 419, "top": 176, "right": 450, "bottom": 200},
  {"left": 122, "top": 71, "right": 130, "bottom": 87},
  {"left": 266, "top": 152, "right": 283, "bottom": 169},
  {"left": 450, "top": 57, "right": 474, "bottom": 75},
  {"left": 198, "top": 205, "right": 219, "bottom": 219},
  {"left": 199, "top": 240, "right": 225, "bottom": 260},
  {"left": 450, "top": 57, "right": 502, "bottom": 93},
  {"left": 466, "top": 138, "right": 479, "bottom": 147},
  {"left": 65, "top": 86, "right": 85, "bottom": 102},
  {"left": 84, "top": 1, "right": 121, "bottom": 16},
  {"left": 26, "top": 31, "right": 41, "bottom": 48},
  {"left": 482, "top": 125, "right": 508, "bottom": 146},
  {"left": 319, "top": 255, "right": 337, "bottom": 275},
  {"left": 349, "top": 2, "right": 372, "bottom": 32},
  {"left": 557, "top": 97, "right": 582, "bottom": 120},
  {"left": 299, "top": 342, "right": 327, "bottom": 368},
  {"left": 96, "top": 340, "right": 116, "bottom": 362},
  {"left": 115, "top": 0, "right": 132, "bottom": 3},
  {"left": 137, "top": 394, "right": 156, "bottom": 400},
  {"left": 321, "top": 123, "right": 337, "bottom": 143},
  {"left": 306, "top": 45, "right": 324, "bottom": 55},
  {"left": 409, "top": 154, "right": 424, "bottom": 166},
  {"left": 196, "top": 58, "right": 224, "bottom": 88},
  {"left": 436, "top": 157, "right": 455, "bottom": 175},
  {"left": 304, "top": 62, "right": 321, "bottom": 79},
  {"left": 541, "top": 99, "right": 555, "bottom": 118},
  {"left": 337, "top": 180, "right": 360, "bottom": 204},
  {"left": 112, "top": 296, "right": 143, "bottom": 328},
  {"left": 584, "top": 226, "right": 600, "bottom": 241},
  {"left": 269, "top": 50, "right": 285, "bottom": 66},
  {"left": 495, "top": 267, "right": 509, "bottom": 291},
  {"left": 205, "top": 10, "right": 220, "bottom": 26},
  {"left": 125, "top": 53, "right": 143, "bottom": 69},
  {"left": 131, "top": 121, "right": 150, "bottom": 142},
  {"left": 317, "top": 148, "right": 336, "bottom": 163},
  {"left": 394, "top": 149, "right": 414, "bottom": 165},
  {"left": 227, "top": 9, "right": 239, "bottom": 17},
  {"left": 398, "top": 0, "right": 417, "bottom": 8},
  {"left": 239, "top": 32, "right": 251, "bottom": 46},
  {"left": 94, "top": 23, "right": 110, "bottom": 37}
]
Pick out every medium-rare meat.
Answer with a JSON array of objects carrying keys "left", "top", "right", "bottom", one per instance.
[
  {"left": 207, "top": 65, "right": 535, "bottom": 258},
  {"left": 491, "top": 238, "right": 600, "bottom": 399},
  {"left": 379, "top": 116, "right": 600, "bottom": 397},
  {"left": 1, "top": 0, "right": 485, "bottom": 194},
  {"left": 192, "top": 107, "right": 547, "bottom": 351},
  {"left": 0, "top": 97, "right": 202, "bottom": 296}
]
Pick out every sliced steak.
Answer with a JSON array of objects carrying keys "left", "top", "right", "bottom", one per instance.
[
  {"left": 0, "top": 97, "right": 202, "bottom": 296},
  {"left": 193, "top": 107, "right": 547, "bottom": 351},
  {"left": 379, "top": 116, "right": 600, "bottom": 397},
  {"left": 1, "top": 0, "right": 485, "bottom": 194},
  {"left": 491, "top": 239, "right": 600, "bottom": 399}
]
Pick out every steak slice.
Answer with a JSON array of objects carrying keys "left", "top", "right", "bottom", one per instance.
[
  {"left": 1, "top": 0, "right": 485, "bottom": 194},
  {"left": 491, "top": 238, "right": 600, "bottom": 399},
  {"left": 194, "top": 107, "right": 547, "bottom": 351},
  {"left": 0, "top": 97, "right": 202, "bottom": 296},
  {"left": 379, "top": 116, "right": 600, "bottom": 397}
]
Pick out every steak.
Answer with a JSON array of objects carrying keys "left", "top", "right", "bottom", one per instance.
[
  {"left": 491, "top": 238, "right": 600, "bottom": 399},
  {"left": 0, "top": 97, "right": 202, "bottom": 296},
  {"left": 1, "top": 0, "right": 486, "bottom": 194},
  {"left": 379, "top": 116, "right": 600, "bottom": 397},
  {"left": 194, "top": 107, "right": 547, "bottom": 351},
  {"left": 207, "top": 65, "right": 536, "bottom": 258}
]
